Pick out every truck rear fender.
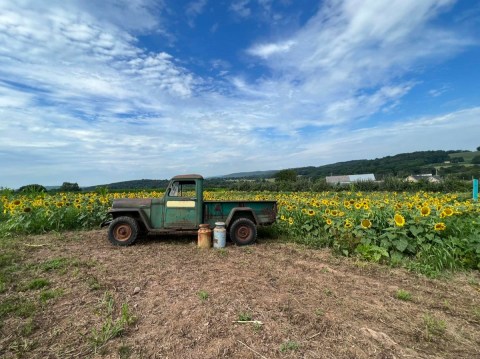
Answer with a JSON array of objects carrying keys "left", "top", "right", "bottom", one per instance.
[
  {"left": 108, "top": 208, "right": 152, "bottom": 231},
  {"left": 225, "top": 208, "right": 259, "bottom": 228}
]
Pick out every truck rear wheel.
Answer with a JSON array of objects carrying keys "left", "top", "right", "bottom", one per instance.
[
  {"left": 108, "top": 216, "right": 139, "bottom": 246},
  {"left": 229, "top": 218, "right": 257, "bottom": 246}
]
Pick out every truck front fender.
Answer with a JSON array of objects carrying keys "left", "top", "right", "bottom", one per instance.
[
  {"left": 107, "top": 208, "right": 152, "bottom": 230},
  {"left": 225, "top": 208, "right": 259, "bottom": 227}
]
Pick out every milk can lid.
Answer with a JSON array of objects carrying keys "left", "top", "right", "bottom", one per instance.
[{"left": 214, "top": 222, "right": 225, "bottom": 226}]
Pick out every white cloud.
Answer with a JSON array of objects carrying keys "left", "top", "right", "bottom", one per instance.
[
  {"left": 186, "top": 0, "right": 208, "bottom": 27},
  {"left": 230, "top": 0, "right": 251, "bottom": 18},
  {"left": 247, "top": 40, "right": 295, "bottom": 59},
  {"left": 241, "top": 0, "right": 474, "bottom": 131},
  {"left": 428, "top": 85, "right": 449, "bottom": 97},
  {"left": 0, "top": 0, "right": 197, "bottom": 110}
]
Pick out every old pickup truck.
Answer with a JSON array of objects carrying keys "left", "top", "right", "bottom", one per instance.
[{"left": 103, "top": 174, "right": 277, "bottom": 246}]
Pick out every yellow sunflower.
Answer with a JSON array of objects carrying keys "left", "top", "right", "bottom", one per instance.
[
  {"left": 394, "top": 214, "right": 405, "bottom": 227},
  {"left": 361, "top": 219, "right": 372, "bottom": 229},
  {"left": 420, "top": 206, "right": 431, "bottom": 217},
  {"left": 444, "top": 207, "right": 453, "bottom": 216},
  {"left": 434, "top": 222, "right": 446, "bottom": 231}
]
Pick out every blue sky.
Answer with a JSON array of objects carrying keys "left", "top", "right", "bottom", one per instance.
[{"left": 0, "top": 0, "right": 479, "bottom": 187}]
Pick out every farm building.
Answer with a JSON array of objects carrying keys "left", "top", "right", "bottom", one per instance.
[
  {"left": 326, "top": 174, "right": 376, "bottom": 185},
  {"left": 405, "top": 174, "right": 442, "bottom": 183}
]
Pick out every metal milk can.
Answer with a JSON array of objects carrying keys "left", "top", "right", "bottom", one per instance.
[
  {"left": 213, "top": 222, "right": 226, "bottom": 248},
  {"left": 198, "top": 224, "right": 212, "bottom": 248}
]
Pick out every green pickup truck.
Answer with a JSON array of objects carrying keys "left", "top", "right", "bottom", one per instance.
[{"left": 103, "top": 174, "right": 277, "bottom": 246}]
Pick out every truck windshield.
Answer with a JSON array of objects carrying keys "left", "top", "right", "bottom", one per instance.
[
  {"left": 168, "top": 181, "right": 196, "bottom": 197},
  {"left": 169, "top": 182, "right": 179, "bottom": 196}
]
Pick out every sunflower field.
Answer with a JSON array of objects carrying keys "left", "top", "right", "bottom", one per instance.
[
  {"left": 273, "top": 190, "right": 480, "bottom": 273},
  {"left": 0, "top": 190, "right": 163, "bottom": 234},
  {"left": 1, "top": 189, "right": 479, "bottom": 274}
]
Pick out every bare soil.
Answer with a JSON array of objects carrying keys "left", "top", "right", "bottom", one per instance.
[{"left": 1, "top": 230, "right": 479, "bottom": 359}]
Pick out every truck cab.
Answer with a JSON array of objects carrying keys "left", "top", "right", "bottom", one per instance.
[{"left": 153, "top": 175, "right": 203, "bottom": 229}]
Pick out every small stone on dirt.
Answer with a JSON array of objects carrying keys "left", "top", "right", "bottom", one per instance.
[{"left": 133, "top": 286, "right": 141, "bottom": 295}]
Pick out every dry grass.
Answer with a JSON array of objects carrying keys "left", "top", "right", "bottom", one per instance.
[{"left": 1, "top": 230, "right": 479, "bottom": 358}]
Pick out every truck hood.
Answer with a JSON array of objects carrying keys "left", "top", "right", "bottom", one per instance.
[{"left": 112, "top": 198, "right": 152, "bottom": 208}]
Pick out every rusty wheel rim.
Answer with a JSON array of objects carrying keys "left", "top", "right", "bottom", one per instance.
[
  {"left": 114, "top": 224, "right": 132, "bottom": 242},
  {"left": 236, "top": 225, "right": 251, "bottom": 241}
]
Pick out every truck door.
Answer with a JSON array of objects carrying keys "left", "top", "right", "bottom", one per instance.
[{"left": 164, "top": 180, "right": 198, "bottom": 229}]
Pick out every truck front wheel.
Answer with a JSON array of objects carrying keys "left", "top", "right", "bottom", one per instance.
[
  {"left": 108, "top": 216, "right": 139, "bottom": 246},
  {"left": 229, "top": 218, "right": 257, "bottom": 246}
]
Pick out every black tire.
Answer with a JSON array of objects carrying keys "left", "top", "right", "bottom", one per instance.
[
  {"left": 229, "top": 218, "right": 257, "bottom": 246},
  {"left": 108, "top": 216, "right": 139, "bottom": 246}
]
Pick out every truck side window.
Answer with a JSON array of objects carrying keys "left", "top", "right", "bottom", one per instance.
[{"left": 169, "top": 182, "right": 179, "bottom": 197}]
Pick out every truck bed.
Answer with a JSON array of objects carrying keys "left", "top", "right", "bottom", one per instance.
[{"left": 203, "top": 200, "right": 277, "bottom": 227}]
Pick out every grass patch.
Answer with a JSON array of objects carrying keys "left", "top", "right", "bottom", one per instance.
[
  {"left": 197, "top": 290, "right": 209, "bottom": 301},
  {"left": 238, "top": 312, "right": 252, "bottom": 321},
  {"left": 396, "top": 289, "right": 412, "bottom": 301},
  {"left": 90, "top": 292, "right": 137, "bottom": 353},
  {"left": 242, "top": 247, "right": 254, "bottom": 254},
  {"left": 215, "top": 248, "right": 228, "bottom": 257},
  {"left": 32, "top": 257, "right": 93, "bottom": 276},
  {"left": 252, "top": 321, "right": 263, "bottom": 332},
  {"left": 21, "top": 317, "right": 37, "bottom": 336},
  {"left": 472, "top": 307, "right": 480, "bottom": 321},
  {"left": 27, "top": 278, "right": 50, "bottom": 290},
  {"left": 0, "top": 252, "right": 17, "bottom": 268},
  {"left": 40, "top": 258, "right": 70, "bottom": 272},
  {"left": 119, "top": 344, "right": 133, "bottom": 359},
  {"left": 0, "top": 297, "right": 36, "bottom": 319},
  {"left": 87, "top": 275, "right": 101, "bottom": 290},
  {"left": 280, "top": 340, "right": 300, "bottom": 352},
  {"left": 8, "top": 338, "right": 37, "bottom": 356},
  {"left": 0, "top": 250, "right": 24, "bottom": 293},
  {"left": 39, "top": 288, "right": 63, "bottom": 303},
  {"left": 423, "top": 313, "right": 447, "bottom": 341},
  {"left": 324, "top": 288, "right": 333, "bottom": 296}
]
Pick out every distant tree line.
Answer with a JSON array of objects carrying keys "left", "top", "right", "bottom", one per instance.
[
  {"left": 293, "top": 150, "right": 452, "bottom": 178},
  {"left": 205, "top": 176, "right": 473, "bottom": 193},
  {"left": 81, "top": 179, "right": 170, "bottom": 192}
]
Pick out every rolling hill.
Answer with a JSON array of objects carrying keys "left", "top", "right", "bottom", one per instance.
[{"left": 81, "top": 149, "right": 480, "bottom": 190}]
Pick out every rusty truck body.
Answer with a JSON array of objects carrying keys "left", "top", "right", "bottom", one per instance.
[{"left": 103, "top": 174, "right": 277, "bottom": 246}]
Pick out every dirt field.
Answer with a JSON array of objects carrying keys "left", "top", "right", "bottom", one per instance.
[{"left": 1, "top": 230, "right": 479, "bottom": 359}]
